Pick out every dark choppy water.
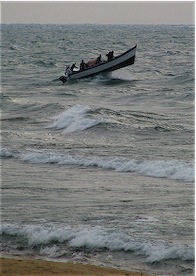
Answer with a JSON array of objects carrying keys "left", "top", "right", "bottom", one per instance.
[{"left": 1, "top": 24, "right": 194, "bottom": 275}]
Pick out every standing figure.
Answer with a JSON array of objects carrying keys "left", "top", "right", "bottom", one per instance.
[
  {"left": 80, "top": 60, "right": 86, "bottom": 71},
  {"left": 106, "top": 51, "right": 114, "bottom": 62}
]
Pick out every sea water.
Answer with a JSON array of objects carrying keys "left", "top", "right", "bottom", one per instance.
[{"left": 1, "top": 24, "right": 194, "bottom": 275}]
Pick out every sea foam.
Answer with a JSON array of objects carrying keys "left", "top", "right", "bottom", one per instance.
[
  {"left": 0, "top": 147, "right": 194, "bottom": 182},
  {"left": 47, "top": 104, "right": 106, "bottom": 133},
  {"left": 1, "top": 223, "right": 194, "bottom": 262}
]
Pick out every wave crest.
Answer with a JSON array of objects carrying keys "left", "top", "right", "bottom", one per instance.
[
  {"left": 1, "top": 223, "right": 194, "bottom": 262},
  {"left": 46, "top": 104, "right": 106, "bottom": 133},
  {"left": 0, "top": 147, "right": 194, "bottom": 182}
]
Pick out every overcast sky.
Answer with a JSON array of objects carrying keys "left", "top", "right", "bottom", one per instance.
[{"left": 1, "top": 1, "right": 194, "bottom": 25}]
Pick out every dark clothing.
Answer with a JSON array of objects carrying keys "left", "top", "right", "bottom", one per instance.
[
  {"left": 70, "top": 63, "right": 77, "bottom": 71},
  {"left": 80, "top": 60, "right": 86, "bottom": 71},
  {"left": 106, "top": 51, "right": 114, "bottom": 62},
  {"left": 96, "top": 55, "right": 102, "bottom": 64}
]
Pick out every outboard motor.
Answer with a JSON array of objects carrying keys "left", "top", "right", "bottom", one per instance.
[{"left": 59, "top": 75, "right": 67, "bottom": 83}]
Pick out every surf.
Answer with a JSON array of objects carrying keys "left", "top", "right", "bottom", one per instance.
[{"left": 1, "top": 147, "right": 194, "bottom": 182}]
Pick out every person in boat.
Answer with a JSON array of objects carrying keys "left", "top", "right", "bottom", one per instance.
[
  {"left": 65, "top": 65, "right": 72, "bottom": 76},
  {"left": 80, "top": 60, "right": 86, "bottom": 71},
  {"left": 106, "top": 50, "right": 114, "bottom": 62},
  {"left": 96, "top": 55, "right": 102, "bottom": 64},
  {"left": 70, "top": 63, "right": 78, "bottom": 71}
]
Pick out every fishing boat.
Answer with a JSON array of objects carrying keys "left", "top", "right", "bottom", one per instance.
[{"left": 59, "top": 45, "right": 137, "bottom": 83}]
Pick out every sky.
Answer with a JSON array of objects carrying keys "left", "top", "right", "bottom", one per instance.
[{"left": 1, "top": 1, "right": 195, "bottom": 25}]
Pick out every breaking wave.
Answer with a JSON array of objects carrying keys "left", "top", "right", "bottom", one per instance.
[
  {"left": 46, "top": 104, "right": 106, "bottom": 133},
  {"left": 46, "top": 104, "right": 193, "bottom": 135},
  {"left": 0, "top": 147, "right": 194, "bottom": 182},
  {"left": 1, "top": 223, "right": 194, "bottom": 263}
]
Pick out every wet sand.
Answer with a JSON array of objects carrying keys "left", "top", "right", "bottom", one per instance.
[{"left": 0, "top": 257, "right": 154, "bottom": 276}]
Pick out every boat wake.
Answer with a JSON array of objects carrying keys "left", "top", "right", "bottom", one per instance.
[{"left": 72, "top": 71, "right": 135, "bottom": 85}]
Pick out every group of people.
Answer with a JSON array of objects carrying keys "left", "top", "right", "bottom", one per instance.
[
  {"left": 65, "top": 50, "right": 114, "bottom": 76},
  {"left": 79, "top": 54, "right": 102, "bottom": 71}
]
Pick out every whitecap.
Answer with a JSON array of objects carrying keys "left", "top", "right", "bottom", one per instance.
[{"left": 46, "top": 104, "right": 105, "bottom": 133}]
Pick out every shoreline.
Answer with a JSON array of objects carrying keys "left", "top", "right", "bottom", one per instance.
[{"left": 0, "top": 257, "right": 154, "bottom": 276}]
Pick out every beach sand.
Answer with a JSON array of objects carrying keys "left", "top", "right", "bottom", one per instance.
[{"left": 0, "top": 257, "right": 154, "bottom": 276}]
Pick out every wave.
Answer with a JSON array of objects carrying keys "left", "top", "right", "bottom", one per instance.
[
  {"left": 46, "top": 104, "right": 193, "bottom": 135},
  {"left": 46, "top": 104, "right": 107, "bottom": 133},
  {"left": 9, "top": 44, "right": 30, "bottom": 52},
  {"left": 1, "top": 223, "right": 194, "bottom": 263},
  {"left": 1, "top": 116, "right": 29, "bottom": 122},
  {"left": 34, "top": 60, "right": 57, "bottom": 68},
  {"left": 6, "top": 101, "right": 61, "bottom": 114},
  {"left": 0, "top": 147, "right": 194, "bottom": 182},
  {"left": 46, "top": 104, "right": 172, "bottom": 134}
]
